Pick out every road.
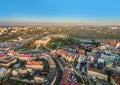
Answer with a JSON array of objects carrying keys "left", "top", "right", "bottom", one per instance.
[{"left": 52, "top": 57, "right": 63, "bottom": 85}]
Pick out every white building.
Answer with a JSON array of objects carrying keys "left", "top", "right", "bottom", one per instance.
[
  {"left": 116, "top": 42, "right": 120, "bottom": 48},
  {"left": 12, "top": 68, "right": 32, "bottom": 76},
  {"left": 0, "top": 68, "right": 11, "bottom": 79},
  {"left": 34, "top": 76, "right": 45, "bottom": 83}
]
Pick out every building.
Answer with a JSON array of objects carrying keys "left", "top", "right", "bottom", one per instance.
[
  {"left": 26, "top": 61, "right": 44, "bottom": 69},
  {"left": 60, "top": 70, "right": 82, "bottom": 85},
  {"left": 116, "top": 42, "right": 120, "bottom": 48},
  {"left": 68, "top": 54, "right": 76, "bottom": 62},
  {"left": 40, "top": 53, "right": 56, "bottom": 68},
  {"left": 110, "top": 74, "right": 120, "bottom": 85},
  {"left": 12, "top": 68, "right": 33, "bottom": 76},
  {"left": 50, "top": 62, "right": 56, "bottom": 68},
  {"left": 7, "top": 50, "right": 15, "bottom": 55},
  {"left": 92, "top": 47, "right": 99, "bottom": 53},
  {"left": 19, "top": 54, "right": 32, "bottom": 60},
  {"left": 35, "top": 36, "right": 51, "bottom": 47},
  {"left": 79, "top": 49, "right": 85, "bottom": 55},
  {"left": 0, "top": 54, "right": 5, "bottom": 59},
  {"left": 109, "top": 41, "right": 117, "bottom": 47},
  {"left": 0, "top": 56, "right": 17, "bottom": 67},
  {"left": 56, "top": 49, "right": 78, "bottom": 63},
  {"left": 0, "top": 67, "right": 11, "bottom": 79},
  {"left": 34, "top": 76, "right": 45, "bottom": 84},
  {"left": 12, "top": 70, "right": 19, "bottom": 76}
]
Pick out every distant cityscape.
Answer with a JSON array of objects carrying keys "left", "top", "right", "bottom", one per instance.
[{"left": 0, "top": 26, "right": 119, "bottom": 85}]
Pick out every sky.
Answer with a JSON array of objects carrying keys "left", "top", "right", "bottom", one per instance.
[{"left": 0, "top": 0, "right": 120, "bottom": 25}]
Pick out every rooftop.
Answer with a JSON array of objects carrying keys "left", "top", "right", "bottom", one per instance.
[
  {"left": 0, "top": 67, "right": 6, "bottom": 73},
  {"left": 112, "top": 74, "right": 120, "bottom": 85}
]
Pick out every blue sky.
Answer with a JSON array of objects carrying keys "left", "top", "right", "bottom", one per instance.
[{"left": 0, "top": 0, "right": 120, "bottom": 24}]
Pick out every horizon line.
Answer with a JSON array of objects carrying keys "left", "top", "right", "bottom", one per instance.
[{"left": 0, "top": 19, "right": 120, "bottom": 26}]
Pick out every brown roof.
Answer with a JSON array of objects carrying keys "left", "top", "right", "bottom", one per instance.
[
  {"left": 60, "top": 70, "right": 82, "bottom": 85},
  {"left": 112, "top": 74, "right": 120, "bottom": 85}
]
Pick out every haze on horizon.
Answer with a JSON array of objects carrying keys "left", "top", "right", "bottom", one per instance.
[{"left": 0, "top": 0, "right": 120, "bottom": 26}]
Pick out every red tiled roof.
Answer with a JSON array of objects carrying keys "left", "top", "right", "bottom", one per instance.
[
  {"left": 8, "top": 50, "right": 14, "bottom": 52},
  {"left": 0, "top": 54, "right": 5, "bottom": 57},
  {"left": 103, "top": 41, "right": 118, "bottom": 47},
  {"left": 7, "top": 50, "right": 15, "bottom": 55},
  {"left": 50, "top": 62, "right": 55, "bottom": 65},
  {"left": 109, "top": 42, "right": 117, "bottom": 46},
  {"left": 26, "top": 61, "right": 43, "bottom": 65},
  {"left": 112, "top": 74, "right": 120, "bottom": 85},
  {"left": 79, "top": 49, "right": 85, "bottom": 55},
  {"left": 60, "top": 70, "right": 82, "bottom": 85},
  {"left": 71, "top": 54, "right": 76, "bottom": 62}
]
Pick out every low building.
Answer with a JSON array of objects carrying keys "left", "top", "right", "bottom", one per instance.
[
  {"left": 109, "top": 41, "right": 117, "bottom": 47},
  {"left": 100, "top": 45, "right": 107, "bottom": 50},
  {"left": 26, "top": 61, "right": 44, "bottom": 69},
  {"left": 79, "top": 49, "right": 85, "bottom": 55},
  {"left": 0, "top": 67, "right": 11, "bottom": 79},
  {"left": 0, "top": 56, "right": 17, "bottom": 67},
  {"left": 7, "top": 50, "right": 15, "bottom": 55},
  {"left": 116, "top": 42, "right": 120, "bottom": 48},
  {"left": 12, "top": 68, "right": 33, "bottom": 76},
  {"left": 35, "top": 36, "right": 51, "bottom": 47},
  {"left": 68, "top": 54, "right": 76, "bottom": 62},
  {"left": 0, "top": 54, "right": 6, "bottom": 59},
  {"left": 0, "top": 54, "right": 5, "bottom": 58},
  {"left": 110, "top": 74, "right": 120, "bottom": 85},
  {"left": 88, "top": 69, "right": 108, "bottom": 81},
  {"left": 19, "top": 54, "right": 32, "bottom": 60},
  {"left": 12, "top": 70, "right": 19, "bottom": 76},
  {"left": 92, "top": 47, "right": 99, "bottom": 53},
  {"left": 40, "top": 53, "right": 56, "bottom": 68},
  {"left": 50, "top": 62, "right": 56, "bottom": 68},
  {"left": 34, "top": 76, "right": 45, "bottom": 84},
  {"left": 60, "top": 70, "right": 82, "bottom": 85}
]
